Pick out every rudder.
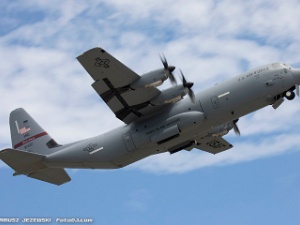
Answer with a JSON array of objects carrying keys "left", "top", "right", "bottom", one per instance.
[{"left": 10, "top": 108, "right": 60, "bottom": 155}]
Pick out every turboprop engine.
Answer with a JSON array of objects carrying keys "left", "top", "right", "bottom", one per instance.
[
  {"left": 211, "top": 119, "right": 240, "bottom": 137},
  {"left": 131, "top": 67, "right": 174, "bottom": 89},
  {"left": 131, "top": 54, "right": 176, "bottom": 89},
  {"left": 150, "top": 71, "right": 195, "bottom": 105}
]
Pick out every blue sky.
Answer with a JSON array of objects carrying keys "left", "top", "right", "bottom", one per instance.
[{"left": 1, "top": 1, "right": 300, "bottom": 224}]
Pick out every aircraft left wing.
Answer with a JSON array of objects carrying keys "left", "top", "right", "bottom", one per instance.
[
  {"left": 189, "top": 136, "right": 233, "bottom": 154},
  {"left": 77, "top": 47, "right": 162, "bottom": 124}
]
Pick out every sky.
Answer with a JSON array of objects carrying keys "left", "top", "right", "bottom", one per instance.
[{"left": 1, "top": 0, "right": 300, "bottom": 224}]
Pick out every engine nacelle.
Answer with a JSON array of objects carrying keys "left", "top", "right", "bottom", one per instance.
[
  {"left": 150, "top": 85, "right": 186, "bottom": 105},
  {"left": 149, "top": 111, "right": 205, "bottom": 144},
  {"left": 130, "top": 69, "right": 167, "bottom": 89},
  {"left": 210, "top": 122, "right": 233, "bottom": 137}
]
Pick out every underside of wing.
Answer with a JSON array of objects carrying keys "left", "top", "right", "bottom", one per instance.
[
  {"left": 192, "top": 136, "right": 233, "bottom": 154},
  {"left": 77, "top": 47, "right": 163, "bottom": 124}
]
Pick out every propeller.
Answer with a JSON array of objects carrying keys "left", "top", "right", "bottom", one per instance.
[
  {"left": 180, "top": 70, "right": 196, "bottom": 103},
  {"left": 160, "top": 54, "right": 177, "bottom": 85},
  {"left": 296, "top": 85, "right": 299, "bottom": 97},
  {"left": 232, "top": 119, "right": 241, "bottom": 136}
]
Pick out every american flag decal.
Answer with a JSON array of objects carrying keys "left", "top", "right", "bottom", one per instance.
[{"left": 19, "top": 127, "right": 30, "bottom": 134}]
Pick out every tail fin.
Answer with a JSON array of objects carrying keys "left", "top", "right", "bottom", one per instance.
[
  {"left": 0, "top": 108, "right": 70, "bottom": 185},
  {"left": 10, "top": 108, "right": 60, "bottom": 155}
]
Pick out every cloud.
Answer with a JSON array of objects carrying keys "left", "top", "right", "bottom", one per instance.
[
  {"left": 1, "top": 0, "right": 300, "bottom": 174},
  {"left": 129, "top": 132, "right": 300, "bottom": 174}
]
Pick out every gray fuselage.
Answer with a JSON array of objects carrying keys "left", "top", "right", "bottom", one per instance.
[{"left": 45, "top": 63, "right": 295, "bottom": 169}]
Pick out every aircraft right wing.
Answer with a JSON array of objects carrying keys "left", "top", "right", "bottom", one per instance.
[
  {"left": 77, "top": 47, "right": 164, "bottom": 124},
  {"left": 191, "top": 136, "right": 233, "bottom": 154}
]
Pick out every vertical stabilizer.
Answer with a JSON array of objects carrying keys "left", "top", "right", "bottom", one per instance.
[{"left": 9, "top": 108, "right": 60, "bottom": 155}]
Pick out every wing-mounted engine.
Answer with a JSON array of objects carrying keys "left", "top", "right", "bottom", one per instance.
[
  {"left": 150, "top": 71, "right": 195, "bottom": 105},
  {"left": 129, "top": 54, "right": 196, "bottom": 105},
  {"left": 131, "top": 68, "right": 174, "bottom": 89},
  {"left": 150, "top": 85, "right": 186, "bottom": 105},
  {"left": 211, "top": 119, "right": 240, "bottom": 137},
  {"left": 77, "top": 47, "right": 194, "bottom": 124},
  {"left": 131, "top": 54, "right": 176, "bottom": 89}
]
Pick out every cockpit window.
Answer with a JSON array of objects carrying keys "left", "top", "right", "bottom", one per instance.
[
  {"left": 272, "top": 63, "right": 289, "bottom": 69},
  {"left": 272, "top": 63, "right": 281, "bottom": 68}
]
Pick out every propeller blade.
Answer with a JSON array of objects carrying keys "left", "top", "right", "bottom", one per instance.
[
  {"left": 180, "top": 70, "right": 195, "bottom": 103},
  {"left": 296, "top": 85, "right": 299, "bottom": 97},
  {"left": 160, "top": 54, "right": 167, "bottom": 68},
  {"left": 180, "top": 70, "right": 187, "bottom": 86},
  {"left": 188, "top": 89, "right": 196, "bottom": 103},
  {"left": 233, "top": 122, "right": 241, "bottom": 136},
  {"left": 232, "top": 119, "right": 240, "bottom": 136},
  {"left": 160, "top": 54, "right": 177, "bottom": 85}
]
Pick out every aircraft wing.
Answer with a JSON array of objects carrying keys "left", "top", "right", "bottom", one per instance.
[
  {"left": 191, "top": 136, "right": 233, "bottom": 154},
  {"left": 77, "top": 47, "right": 162, "bottom": 124}
]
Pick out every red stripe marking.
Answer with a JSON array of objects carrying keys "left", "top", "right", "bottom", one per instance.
[{"left": 14, "top": 132, "right": 48, "bottom": 149}]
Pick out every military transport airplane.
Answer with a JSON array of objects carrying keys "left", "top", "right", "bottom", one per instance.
[{"left": 1, "top": 47, "right": 300, "bottom": 185}]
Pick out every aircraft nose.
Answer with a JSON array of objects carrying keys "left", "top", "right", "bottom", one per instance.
[{"left": 291, "top": 68, "right": 300, "bottom": 85}]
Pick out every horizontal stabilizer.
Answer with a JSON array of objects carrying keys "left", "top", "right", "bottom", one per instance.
[
  {"left": 0, "top": 148, "right": 45, "bottom": 173},
  {"left": 0, "top": 149, "right": 70, "bottom": 185},
  {"left": 28, "top": 168, "right": 71, "bottom": 186}
]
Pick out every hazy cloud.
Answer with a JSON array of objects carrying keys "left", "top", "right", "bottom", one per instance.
[{"left": 1, "top": 0, "right": 300, "bottom": 174}]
